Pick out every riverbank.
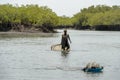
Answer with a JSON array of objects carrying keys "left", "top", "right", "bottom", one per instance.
[
  {"left": 54, "top": 25, "right": 120, "bottom": 31},
  {"left": 0, "top": 31, "right": 57, "bottom": 38},
  {"left": 0, "top": 23, "right": 57, "bottom": 33}
]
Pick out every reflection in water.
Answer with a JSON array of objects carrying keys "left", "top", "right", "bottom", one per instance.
[
  {"left": 61, "top": 51, "right": 69, "bottom": 57},
  {"left": 85, "top": 72, "right": 103, "bottom": 80}
]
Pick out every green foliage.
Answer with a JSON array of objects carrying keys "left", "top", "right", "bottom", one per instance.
[
  {"left": 0, "top": 4, "right": 58, "bottom": 28},
  {"left": 73, "top": 5, "right": 120, "bottom": 27},
  {"left": 57, "top": 15, "right": 73, "bottom": 27},
  {"left": 0, "top": 4, "right": 120, "bottom": 30}
]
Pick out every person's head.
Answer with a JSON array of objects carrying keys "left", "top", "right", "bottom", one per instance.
[{"left": 64, "top": 29, "right": 67, "bottom": 35}]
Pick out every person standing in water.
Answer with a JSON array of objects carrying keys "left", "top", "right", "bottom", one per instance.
[{"left": 61, "top": 29, "right": 72, "bottom": 51}]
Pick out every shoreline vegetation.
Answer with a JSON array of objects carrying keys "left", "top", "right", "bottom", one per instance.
[{"left": 0, "top": 4, "right": 120, "bottom": 33}]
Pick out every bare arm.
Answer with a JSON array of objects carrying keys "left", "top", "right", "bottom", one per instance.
[{"left": 68, "top": 34, "right": 72, "bottom": 43}]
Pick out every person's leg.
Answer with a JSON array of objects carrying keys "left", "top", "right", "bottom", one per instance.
[
  {"left": 66, "top": 43, "right": 70, "bottom": 50},
  {"left": 62, "top": 45, "right": 65, "bottom": 50}
]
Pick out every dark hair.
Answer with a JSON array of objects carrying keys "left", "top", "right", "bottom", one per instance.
[{"left": 64, "top": 29, "right": 67, "bottom": 35}]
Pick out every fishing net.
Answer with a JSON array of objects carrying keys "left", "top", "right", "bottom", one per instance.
[{"left": 51, "top": 44, "right": 62, "bottom": 51}]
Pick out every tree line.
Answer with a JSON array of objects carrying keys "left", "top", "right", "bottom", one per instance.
[
  {"left": 0, "top": 4, "right": 120, "bottom": 32},
  {"left": 0, "top": 4, "right": 58, "bottom": 32},
  {"left": 73, "top": 5, "right": 120, "bottom": 30}
]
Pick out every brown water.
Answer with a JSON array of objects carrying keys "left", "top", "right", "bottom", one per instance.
[{"left": 0, "top": 30, "right": 120, "bottom": 80}]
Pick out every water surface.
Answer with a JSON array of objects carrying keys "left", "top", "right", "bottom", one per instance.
[{"left": 0, "top": 30, "right": 120, "bottom": 80}]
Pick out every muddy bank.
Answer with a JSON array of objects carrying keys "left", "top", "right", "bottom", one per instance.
[
  {"left": 53, "top": 25, "right": 120, "bottom": 31},
  {"left": 94, "top": 25, "right": 120, "bottom": 31},
  {"left": 0, "top": 23, "right": 57, "bottom": 33}
]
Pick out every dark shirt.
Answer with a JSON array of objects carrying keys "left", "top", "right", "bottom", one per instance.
[{"left": 61, "top": 34, "right": 70, "bottom": 49}]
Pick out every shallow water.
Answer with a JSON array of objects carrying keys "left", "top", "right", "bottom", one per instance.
[{"left": 0, "top": 30, "right": 120, "bottom": 80}]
